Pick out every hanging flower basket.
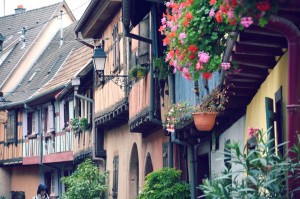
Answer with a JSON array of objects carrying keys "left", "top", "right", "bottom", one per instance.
[{"left": 192, "top": 112, "right": 217, "bottom": 131}]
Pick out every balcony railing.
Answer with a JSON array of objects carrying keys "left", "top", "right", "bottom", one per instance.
[{"left": 23, "top": 131, "right": 74, "bottom": 158}]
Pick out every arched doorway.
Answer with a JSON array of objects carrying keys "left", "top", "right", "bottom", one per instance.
[
  {"left": 144, "top": 152, "right": 153, "bottom": 177},
  {"left": 129, "top": 143, "right": 139, "bottom": 199}
]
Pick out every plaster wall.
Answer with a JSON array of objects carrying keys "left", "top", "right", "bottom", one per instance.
[
  {"left": 10, "top": 165, "right": 39, "bottom": 199},
  {"left": 211, "top": 116, "right": 246, "bottom": 180},
  {"left": 0, "top": 167, "right": 11, "bottom": 198},
  {"left": 104, "top": 125, "right": 167, "bottom": 199},
  {"left": 245, "top": 52, "right": 288, "bottom": 141}
]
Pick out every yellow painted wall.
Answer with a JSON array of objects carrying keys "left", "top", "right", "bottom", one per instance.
[{"left": 245, "top": 52, "right": 288, "bottom": 141}]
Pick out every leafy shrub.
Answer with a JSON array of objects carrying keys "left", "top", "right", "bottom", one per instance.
[
  {"left": 138, "top": 167, "right": 190, "bottom": 199},
  {"left": 199, "top": 128, "right": 300, "bottom": 198},
  {"left": 61, "top": 159, "right": 108, "bottom": 199}
]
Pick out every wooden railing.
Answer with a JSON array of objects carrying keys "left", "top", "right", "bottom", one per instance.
[
  {"left": 129, "top": 73, "right": 150, "bottom": 120},
  {"left": 23, "top": 131, "right": 74, "bottom": 157}
]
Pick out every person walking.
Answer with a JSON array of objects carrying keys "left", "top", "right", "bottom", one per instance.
[{"left": 32, "top": 184, "right": 49, "bottom": 199}]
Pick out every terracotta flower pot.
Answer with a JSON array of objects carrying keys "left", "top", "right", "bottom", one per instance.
[{"left": 192, "top": 112, "right": 217, "bottom": 131}]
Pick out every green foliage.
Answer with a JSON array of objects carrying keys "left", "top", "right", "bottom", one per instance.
[
  {"left": 0, "top": 195, "right": 6, "bottom": 199},
  {"left": 79, "top": 117, "right": 89, "bottom": 131},
  {"left": 61, "top": 159, "right": 108, "bottom": 199},
  {"left": 129, "top": 65, "right": 148, "bottom": 81},
  {"left": 138, "top": 168, "right": 190, "bottom": 199},
  {"left": 154, "top": 57, "right": 172, "bottom": 81},
  {"left": 199, "top": 129, "right": 300, "bottom": 198},
  {"left": 70, "top": 117, "right": 89, "bottom": 134}
]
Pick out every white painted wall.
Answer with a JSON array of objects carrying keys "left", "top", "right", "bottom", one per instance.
[{"left": 211, "top": 115, "right": 245, "bottom": 180}]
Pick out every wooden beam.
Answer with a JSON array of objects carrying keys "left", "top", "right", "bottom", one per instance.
[{"left": 234, "top": 43, "right": 283, "bottom": 56}]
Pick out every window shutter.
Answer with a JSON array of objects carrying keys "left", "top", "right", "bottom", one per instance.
[
  {"left": 112, "top": 24, "right": 119, "bottom": 71},
  {"left": 112, "top": 155, "right": 119, "bottom": 199},
  {"left": 162, "top": 142, "right": 169, "bottom": 167},
  {"left": 48, "top": 105, "right": 55, "bottom": 132},
  {"left": 265, "top": 97, "right": 275, "bottom": 153},
  {"left": 138, "top": 15, "right": 149, "bottom": 65},
  {"left": 95, "top": 126, "right": 106, "bottom": 157},
  {"left": 275, "top": 87, "right": 284, "bottom": 156}
]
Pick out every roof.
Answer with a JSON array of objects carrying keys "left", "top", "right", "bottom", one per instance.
[
  {"left": 75, "top": 0, "right": 122, "bottom": 38},
  {"left": 1, "top": 21, "right": 84, "bottom": 107},
  {"left": 33, "top": 45, "right": 93, "bottom": 99},
  {"left": 0, "top": 3, "right": 62, "bottom": 87}
]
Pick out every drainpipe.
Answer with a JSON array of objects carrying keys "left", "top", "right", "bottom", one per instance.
[
  {"left": 39, "top": 107, "right": 43, "bottom": 165},
  {"left": 170, "top": 131, "right": 196, "bottom": 199},
  {"left": 188, "top": 144, "right": 196, "bottom": 199},
  {"left": 264, "top": 15, "right": 300, "bottom": 196},
  {"left": 91, "top": 73, "right": 106, "bottom": 171},
  {"left": 168, "top": 74, "right": 175, "bottom": 167},
  {"left": 264, "top": 15, "right": 300, "bottom": 151}
]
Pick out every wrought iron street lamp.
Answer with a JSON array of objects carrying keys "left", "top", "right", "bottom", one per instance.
[{"left": 92, "top": 47, "right": 130, "bottom": 88}]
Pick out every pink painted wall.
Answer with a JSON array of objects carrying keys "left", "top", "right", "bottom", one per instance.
[
  {"left": 11, "top": 165, "right": 39, "bottom": 199},
  {"left": 142, "top": 130, "right": 169, "bottom": 173}
]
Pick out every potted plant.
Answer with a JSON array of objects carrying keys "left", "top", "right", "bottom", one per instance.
[
  {"left": 159, "top": 0, "right": 279, "bottom": 81},
  {"left": 192, "top": 100, "right": 224, "bottom": 131},
  {"left": 70, "top": 117, "right": 89, "bottom": 134},
  {"left": 137, "top": 168, "right": 190, "bottom": 199},
  {"left": 129, "top": 65, "right": 149, "bottom": 82},
  {"left": 163, "top": 101, "right": 193, "bottom": 133}
]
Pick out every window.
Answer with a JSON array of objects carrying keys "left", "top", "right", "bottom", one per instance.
[
  {"left": 112, "top": 24, "right": 120, "bottom": 70},
  {"left": 64, "top": 101, "right": 70, "bottom": 128},
  {"left": 112, "top": 155, "right": 119, "bottom": 199},
  {"left": 6, "top": 110, "right": 17, "bottom": 142},
  {"left": 162, "top": 142, "right": 169, "bottom": 167},
  {"left": 265, "top": 86, "right": 284, "bottom": 156},
  {"left": 27, "top": 112, "right": 35, "bottom": 135},
  {"left": 95, "top": 126, "right": 106, "bottom": 157},
  {"left": 51, "top": 172, "right": 55, "bottom": 194}
]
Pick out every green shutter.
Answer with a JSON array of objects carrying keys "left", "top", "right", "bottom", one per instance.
[
  {"left": 265, "top": 97, "right": 275, "bottom": 154},
  {"left": 275, "top": 87, "right": 284, "bottom": 156}
]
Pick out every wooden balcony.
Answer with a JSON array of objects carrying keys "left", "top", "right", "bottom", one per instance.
[
  {"left": 94, "top": 75, "right": 129, "bottom": 128},
  {"left": 23, "top": 131, "right": 74, "bottom": 165},
  {"left": 0, "top": 112, "right": 23, "bottom": 165},
  {"left": 129, "top": 73, "right": 161, "bottom": 134}
]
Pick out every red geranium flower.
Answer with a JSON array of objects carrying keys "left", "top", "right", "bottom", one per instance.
[
  {"left": 187, "top": 44, "right": 198, "bottom": 53},
  {"left": 256, "top": 0, "right": 271, "bottom": 12},
  {"left": 202, "top": 72, "right": 212, "bottom": 79},
  {"left": 215, "top": 11, "right": 223, "bottom": 23}
]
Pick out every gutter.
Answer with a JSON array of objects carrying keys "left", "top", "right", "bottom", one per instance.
[
  {"left": 264, "top": 15, "right": 300, "bottom": 150},
  {"left": 74, "top": 0, "right": 98, "bottom": 36},
  {"left": 0, "top": 85, "right": 65, "bottom": 110}
]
